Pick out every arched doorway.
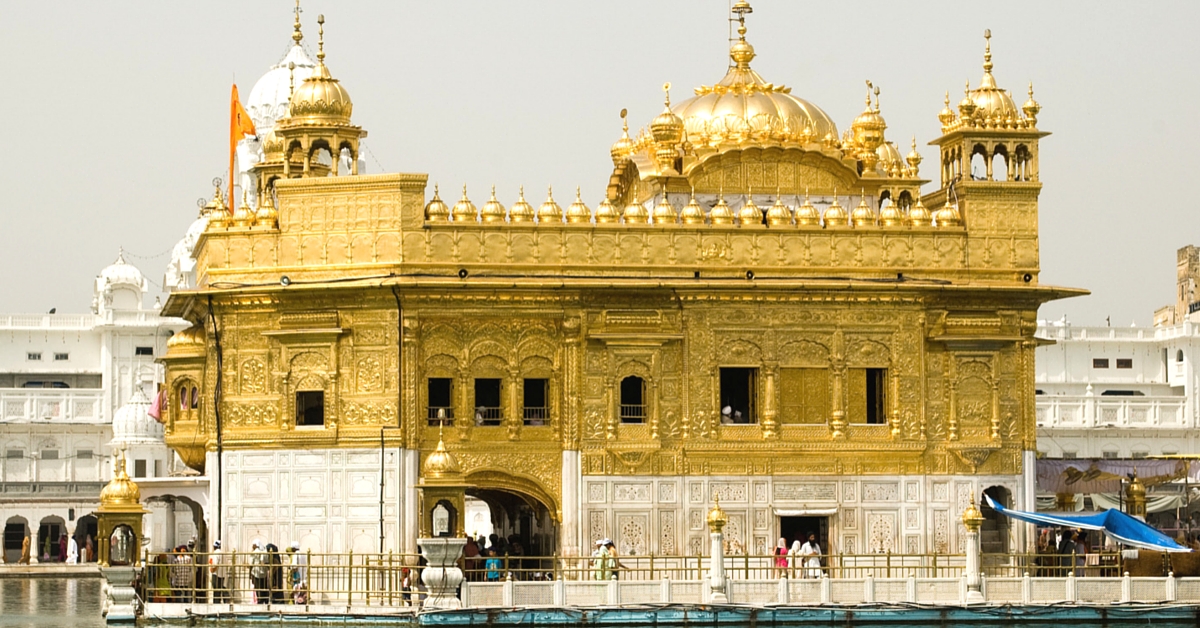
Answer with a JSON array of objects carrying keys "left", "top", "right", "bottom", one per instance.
[
  {"left": 463, "top": 470, "right": 558, "bottom": 579},
  {"left": 37, "top": 516, "right": 66, "bottom": 562},
  {"left": 147, "top": 495, "right": 208, "bottom": 552},
  {"left": 4, "top": 516, "right": 28, "bottom": 563},
  {"left": 980, "top": 486, "right": 1012, "bottom": 555},
  {"left": 74, "top": 515, "right": 98, "bottom": 562}
]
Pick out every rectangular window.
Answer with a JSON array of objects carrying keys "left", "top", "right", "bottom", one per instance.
[
  {"left": 1062, "top": 451, "right": 1077, "bottom": 460},
  {"left": 134, "top": 346, "right": 154, "bottom": 356},
  {"left": 619, "top": 376, "right": 646, "bottom": 423},
  {"left": 6, "top": 450, "right": 23, "bottom": 459},
  {"left": 848, "top": 368, "right": 888, "bottom": 424},
  {"left": 26, "top": 352, "right": 41, "bottom": 361},
  {"left": 1102, "top": 450, "right": 1119, "bottom": 459},
  {"left": 41, "top": 450, "right": 58, "bottom": 460},
  {"left": 54, "top": 353, "right": 69, "bottom": 361},
  {"left": 473, "top": 379, "right": 502, "bottom": 426},
  {"left": 133, "top": 459, "right": 147, "bottom": 478},
  {"left": 154, "top": 459, "right": 162, "bottom": 477},
  {"left": 295, "top": 390, "right": 325, "bottom": 427},
  {"left": 779, "top": 368, "right": 830, "bottom": 425},
  {"left": 1131, "top": 451, "right": 1148, "bottom": 460},
  {"left": 427, "top": 378, "right": 454, "bottom": 425},
  {"left": 719, "top": 367, "right": 758, "bottom": 424},
  {"left": 523, "top": 378, "right": 548, "bottom": 425},
  {"left": 1116, "top": 358, "right": 1133, "bottom": 369},
  {"left": 76, "top": 449, "right": 93, "bottom": 460},
  {"left": 1093, "top": 358, "right": 1109, "bottom": 369}
]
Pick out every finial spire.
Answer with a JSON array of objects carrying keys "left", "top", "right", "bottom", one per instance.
[
  {"left": 663, "top": 82, "right": 672, "bottom": 108},
  {"left": 864, "top": 80, "right": 873, "bottom": 110},
  {"left": 292, "top": 0, "right": 303, "bottom": 45},
  {"left": 288, "top": 61, "right": 296, "bottom": 99},
  {"left": 983, "top": 28, "right": 993, "bottom": 74},
  {"left": 316, "top": 14, "right": 326, "bottom": 64},
  {"left": 873, "top": 85, "right": 881, "bottom": 113}
]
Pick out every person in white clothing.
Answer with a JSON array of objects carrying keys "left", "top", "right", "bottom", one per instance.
[
  {"left": 66, "top": 535, "right": 79, "bottom": 565},
  {"left": 799, "top": 533, "right": 822, "bottom": 579},
  {"left": 787, "top": 540, "right": 803, "bottom": 578}
]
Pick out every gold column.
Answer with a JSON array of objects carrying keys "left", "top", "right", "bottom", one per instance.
[{"left": 761, "top": 366, "right": 778, "bottom": 439}]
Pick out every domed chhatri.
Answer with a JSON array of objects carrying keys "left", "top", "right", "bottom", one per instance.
[
  {"left": 288, "top": 15, "right": 353, "bottom": 123},
  {"left": 480, "top": 186, "right": 507, "bottom": 223},
  {"left": 509, "top": 187, "right": 536, "bottom": 223},
  {"left": 538, "top": 186, "right": 563, "bottom": 224},
  {"left": 424, "top": 184, "right": 451, "bottom": 222},
  {"left": 98, "top": 248, "right": 146, "bottom": 291},
  {"left": 939, "top": 29, "right": 1042, "bottom": 133},
  {"left": 452, "top": 185, "right": 477, "bottom": 222},
  {"left": 99, "top": 449, "right": 143, "bottom": 510},
  {"left": 421, "top": 426, "right": 462, "bottom": 480},
  {"left": 246, "top": 1, "right": 316, "bottom": 133},
  {"left": 167, "top": 325, "right": 206, "bottom": 354},
  {"left": 565, "top": 188, "right": 591, "bottom": 224}
]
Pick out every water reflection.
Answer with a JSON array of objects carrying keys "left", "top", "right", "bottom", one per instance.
[{"left": 0, "top": 578, "right": 104, "bottom": 628}]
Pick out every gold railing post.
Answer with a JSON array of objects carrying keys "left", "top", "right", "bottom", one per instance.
[
  {"left": 649, "top": 554, "right": 655, "bottom": 580},
  {"left": 886, "top": 551, "right": 892, "bottom": 579},
  {"left": 388, "top": 551, "right": 395, "bottom": 606},
  {"left": 348, "top": 550, "right": 354, "bottom": 606},
  {"left": 932, "top": 553, "right": 937, "bottom": 578}
]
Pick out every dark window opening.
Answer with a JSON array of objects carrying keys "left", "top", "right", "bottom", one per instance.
[
  {"left": 22, "top": 381, "right": 69, "bottom": 389},
  {"left": 133, "top": 459, "right": 147, "bottom": 478},
  {"left": 619, "top": 376, "right": 646, "bottom": 423},
  {"left": 848, "top": 368, "right": 888, "bottom": 424},
  {"left": 523, "top": 378, "right": 548, "bottom": 425},
  {"left": 719, "top": 367, "right": 758, "bottom": 424},
  {"left": 1093, "top": 358, "right": 1109, "bottom": 369},
  {"left": 296, "top": 390, "right": 325, "bottom": 427},
  {"left": 54, "top": 353, "right": 69, "bottom": 361},
  {"left": 76, "top": 450, "right": 93, "bottom": 460},
  {"left": 1178, "top": 350, "right": 1185, "bottom": 363},
  {"left": 427, "top": 378, "right": 453, "bottom": 425},
  {"left": 26, "top": 352, "right": 41, "bottom": 361},
  {"left": 865, "top": 368, "right": 887, "bottom": 425},
  {"left": 1035, "top": 389, "right": 1045, "bottom": 395},
  {"left": 1116, "top": 358, "right": 1133, "bottom": 369},
  {"left": 5, "top": 450, "right": 23, "bottom": 459},
  {"left": 190, "top": 386, "right": 199, "bottom": 409},
  {"left": 474, "top": 378, "right": 502, "bottom": 426},
  {"left": 41, "top": 450, "right": 58, "bottom": 461},
  {"left": 134, "top": 346, "right": 154, "bottom": 356},
  {"left": 1100, "top": 390, "right": 1145, "bottom": 396},
  {"left": 1063, "top": 451, "right": 1078, "bottom": 460}
]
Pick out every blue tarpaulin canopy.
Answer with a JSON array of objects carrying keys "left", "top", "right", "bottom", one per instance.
[{"left": 984, "top": 494, "right": 1191, "bottom": 553}]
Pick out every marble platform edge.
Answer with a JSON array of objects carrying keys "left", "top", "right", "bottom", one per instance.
[{"left": 0, "top": 564, "right": 101, "bottom": 577}]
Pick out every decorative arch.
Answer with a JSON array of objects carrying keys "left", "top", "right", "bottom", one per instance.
[
  {"left": 425, "top": 353, "right": 460, "bottom": 378},
  {"left": 464, "top": 469, "right": 560, "bottom": 522},
  {"left": 846, "top": 338, "right": 891, "bottom": 367},
  {"left": 469, "top": 354, "right": 509, "bottom": 377},
  {"left": 722, "top": 338, "right": 764, "bottom": 364},
  {"left": 778, "top": 339, "right": 830, "bottom": 366}
]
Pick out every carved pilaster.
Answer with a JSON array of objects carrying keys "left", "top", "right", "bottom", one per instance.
[{"left": 761, "top": 365, "right": 778, "bottom": 439}]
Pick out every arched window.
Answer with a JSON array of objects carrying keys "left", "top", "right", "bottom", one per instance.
[
  {"left": 1178, "top": 350, "right": 1185, "bottom": 363},
  {"left": 991, "top": 145, "right": 1009, "bottom": 181},
  {"left": 619, "top": 376, "right": 645, "bottom": 423},
  {"left": 970, "top": 144, "right": 987, "bottom": 180},
  {"left": 189, "top": 386, "right": 198, "bottom": 410}
]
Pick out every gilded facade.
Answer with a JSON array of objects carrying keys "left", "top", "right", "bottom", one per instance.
[{"left": 162, "top": 6, "right": 1081, "bottom": 556}]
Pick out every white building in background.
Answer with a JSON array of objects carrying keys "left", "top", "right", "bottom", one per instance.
[{"left": 0, "top": 252, "right": 188, "bottom": 563}]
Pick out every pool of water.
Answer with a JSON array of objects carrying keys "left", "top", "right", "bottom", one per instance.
[{"left": 0, "top": 578, "right": 104, "bottom": 628}]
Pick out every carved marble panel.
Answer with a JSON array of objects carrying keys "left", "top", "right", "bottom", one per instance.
[
  {"left": 774, "top": 483, "right": 837, "bottom": 502},
  {"left": 659, "top": 511, "right": 677, "bottom": 555},
  {"left": 614, "top": 483, "right": 652, "bottom": 503},
  {"left": 657, "top": 481, "right": 677, "bottom": 503},
  {"left": 589, "top": 510, "right": 606, "bottom": 543},
  {"left": 711, "top": 482, "right": 748, "bottom": 503},
  {"left": 587, "top": 482, "right": 606, "bottom": 504},
  {"left": 617, "top": 513, "right": 649, "bottom": 556},
  {"left": 866, "top": 512, "right": 896, "bottom": 554},
  {"left": 862, "top": 482, "right": 899, "bottom": 502}
]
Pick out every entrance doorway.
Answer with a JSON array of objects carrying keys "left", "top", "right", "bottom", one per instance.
[
  {"left": 981, "top": 486, "right": 1012, "bottom": 555},
  {"left": 463, "top": 480, "right": 558, "bottom": 581},
  {"left": 37, "top": 516, "right": 65, "bottom": 562},
  {"left": 780, "top": 516, "right": 828, "bottom": 553},
  {"left": 3, "top": 517, "right": 28, "bottom": 563},
  {"left": 74, "top": 515, "right": 98, "bottom": 562}
]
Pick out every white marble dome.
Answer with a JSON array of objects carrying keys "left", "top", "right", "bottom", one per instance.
[
  {"left": 97, "top": 249, "right": 146, "bottom": 291},
  {"left": 111, "top": 388, "right": 162, "bottom": 444},
  {"left": 246, "top": 43, "right": 317, "bottom": 134},
  {"left": 164, "top": 214, "right": 209, "bottom": 292}
]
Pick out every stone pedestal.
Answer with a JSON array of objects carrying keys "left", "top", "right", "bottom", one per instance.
[
  {"left": 418, "top": 537, "right": 466, "bottom": 609},
  {"left": 100, "top": 566, "right": 138, "bottom": 624},
  {"left": 706, "top": 496, "right": 728, "bottom": 604},
  {"left": 962, "top": 503, "right": 985, "bottom": 605}
]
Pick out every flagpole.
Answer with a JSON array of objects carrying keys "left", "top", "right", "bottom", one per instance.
[{"left": 229, "top": 84, "right": 237, "bottom": 213}]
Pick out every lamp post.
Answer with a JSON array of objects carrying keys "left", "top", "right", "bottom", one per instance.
[
  {"left": 706, "top": 496, "right": 729, "bottom": 603},
  {"left": 962, "top": 503, "right": 985, "bottom": 604}
]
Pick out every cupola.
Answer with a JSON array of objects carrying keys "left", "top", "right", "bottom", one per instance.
[
  {"left": 424, "top": 184, "right": 451, "bottom": 222},
  {"left": 452, "top": 185, "right": 477, "bottom": 222},
  {"left": 537, "top": 186, "right": 563, "bottom": 223},
  {"left": 480, "top": 186, "right": 507, "bottom": 223},
  {"left": 509, "top": 187, "right": 535, "bottom": 223},
  {"left": 565, "top": 188, "right": 592, "bottom": 224}
]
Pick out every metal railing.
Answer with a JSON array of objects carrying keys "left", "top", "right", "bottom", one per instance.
[
  {"left": 619, "top": 404, "right": 645, "bottom": 423},
  {"left": 426, "top": 407, "right": 454, "bottom": 425},
  {"left": 522, "top": 407, "right": 548, "bottom": 426},
  {"left": 474, "top": 407, "right": 503, "bottom": 426}
]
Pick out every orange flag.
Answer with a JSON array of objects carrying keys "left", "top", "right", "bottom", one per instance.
[{"left": 229, "top": 84, "right": 257, "bottom": 211}]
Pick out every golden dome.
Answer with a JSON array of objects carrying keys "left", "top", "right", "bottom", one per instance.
[
  {"left": 957, "top": 81, "right": 977, "bottom": 119},
  {"left": 937, "top": 92, "right": 956, "bottom": 128},
  {"left": 651, "top": 87, "right": 684, "bottom": 145},
  {"left": 610, "top": 114, "right": 633, "bottom": 165},
  {"left": 509, "top": 186, "right": 535, "bottom": 223},
  {"left": 737, "top": 196, "right": 762, "bottom": 226},
  {"left": 452, "top": 185, "right": 477, "bottom": 222},
  {"left": 935, "top": 201, "right": 963, "bottom": 228},
  {"left": 623, "top": 200, "right": 649, "bottom": 224},
  {"left": 961, "top": 502, "right": 984, "bottom": 530},
  {"left": 480, "top": 186, "right": 507, "bottom": 223},
  {"left": 875, "top": 141, "right": 904, "bottom": 176},
  {"left": 851, "top": 194, "right": 875, "bottom": 227},
  {"left": 851, "top": 85, "right": 887, "bottom": 157},
  {"left": 565, "top": 188, "right": 592, "bottom": 224},
  {"left": 595, "top": 198, "right": 621, "bottom": 223},
  {"left": 288, "top": 16, "right": 353, "bottom": 123},
  {"left": 232, "top": 191, "right": 255, "bottom": 228},
  {"left": 966, "top": 32, "right": 1020, "bottom": 125},
  {"left": 254, "top": 190, "right": 279, "bottom": 228},
  {"left": 680, "top": 192, "right": 706, "bottom": 225},
  {"left": 905, "top": 137, "right": 923, "bottom": 174},
  {"left": 421, "top": 429, "right": 462, "bottom": 480},
  {"left": 99, "top": 450, "right": 143, "bottom": 510},
  {"left": 908, "top": 197, "right": 932, "bottom": 227},
  {"left": 766, "top": 196, "right": 792, "bottom": 227},
  {"left": 668, "top": 13, "right": 837, "bottom": 151},
  {"left": 878, "top": 199, "right": 903, "bottom": 227},
  {"left": 1022, "top": 82, "right": 1041, "bottom": 124},
  {"left": 207, "top": 185, "right": 231, "bottom": 229},
  {"left": 823, "top": 193, "right": 848, "bottom": 227},
  {"left": 537, "top": 186, "right": 563, "bottom": 224},
  {"left": 652, "top": 196, "right": 678, "bottom": 225},
  {"left": 795, "top": 193, "right": 820, "bottom": 226},
  {"left": 709, "top": 194, "right": 734, "bottom": 225},
  {"left": 167, "top": 325, "right": 205, "bottom": 350},
  {"left": 706, "top": 495, "right": 728, "bottom": 532},
  {"left": 424, "top": 184, "right": 451, "bottom": 222},
  {"left": 262, "top": 128, "right": 285, "bottom": 160}
]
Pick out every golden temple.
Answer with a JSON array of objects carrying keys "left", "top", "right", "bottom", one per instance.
[{"left": 161, "top": 4, "right": 1082, "bottom": 557}]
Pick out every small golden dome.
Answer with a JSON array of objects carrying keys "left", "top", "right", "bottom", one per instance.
[
  {"left": 851, "top": 85, "right": 887, "bottom": 154},
  {"left": 958, "top": 80, "right": 977, "bottom": 118},
  {"left": 595, "top": 198, "right": 621, "bottom": 223},
  {"left": 965, "top": 32, "right": 1021, "bottom": 125},
  {"left": 766, "top": 196, "right": 792, "bottom": 227},
  {"left": 935, "top": 201, "right": 963, "bottom": 228},
  {"left": 908, "top": 197, "right": 932, "bottom": 227},
  {"left": 650, "top": 87, "right": 684, "bottom": 145},
  {"left": 961, "top": 502, "right": 984, "bottom": 530},
  {"left": 729, "top": 23, "right": 755, "bottom": 69},
  {"left": 254, "top": 190, "right": 279, "bottom": 228},
  {"left": 623, "top": 200, "right": 649, "bottom": 224},
  {"left": 232, "top": 191, "right": 255, "bottom": 228},
  {"left": 421, "top": 429, "right": 462, "bottom": 480},
  {"left": 937, "top": 92, "right": 955, "bottom": 127},
  {"left": 906, "top": 137, "right": 923, "bottom": 173},
  {"left": 452, "top": 185, "right": 477, "bottom": 222},
  {"left": 166, "top": 325, "right": 205, "bottom": 350},
  {"left": 288, "top": 16, "right": 353, "bottom": 123},
  {"left": 706, "top": 495, "right": 728, "bottom": 532},
  {"left": 795, "top": 193, "right": 820, "bottom": 227},
  {"left": 261, "top": 129, "right": 285, "bottom": 160},
  {"left": 652, "top": 195, "right": 678, "bottom": 225},
  {"left": 99, "top": 450, "right": 142, "bottom": 510},
  {"left": 710, "top": 194, "right": 735, "bottom": 225},
  {"left": 537, "top": 186, "right": 563, "bottom": 224},
  {"left": 565, "top": 188, "right": 592, "bottom": 224},
  {"left": 610, "top": 113, "right": 633, "bottom": 165},
  {"left": 680, "top": 192, "right": 706, "bottom": 225},
  {"left": 424, "top": 184, "right": 451, "bottom": 222},
  {"left": 1022, "top": 82, "right": 1040, "bottom": 124},
  {"left": 851, "top": 193, "right": 875, "bottom": 227},
  {"left": 736, "top": 196, "right": 762, "bottom": 226},
  {"left": 509, "top": 186, "right": 535, "bottom": 223},
  {"left": 875, "top": 141, "right": 904, "bottom": 176},
  {"left": 480, "top": 186, "right": 507, "bottom": 223},
  {"left": 823, "top": 193, "right": 848, "bottom": 227},
  {"left": 207, "top": 185, "right": 231, "bottom": 229},
  {"left": 878, "top": 199, "right": 903, "bottom": 227}
]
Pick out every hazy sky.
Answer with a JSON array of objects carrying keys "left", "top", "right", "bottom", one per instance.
[{"left": 0, "top": 1, "right": 1195, "bottom": 326}]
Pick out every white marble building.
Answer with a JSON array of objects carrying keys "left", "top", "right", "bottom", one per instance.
[{"left": 0, "top": 252, "right": 188, "bottom": 563}]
